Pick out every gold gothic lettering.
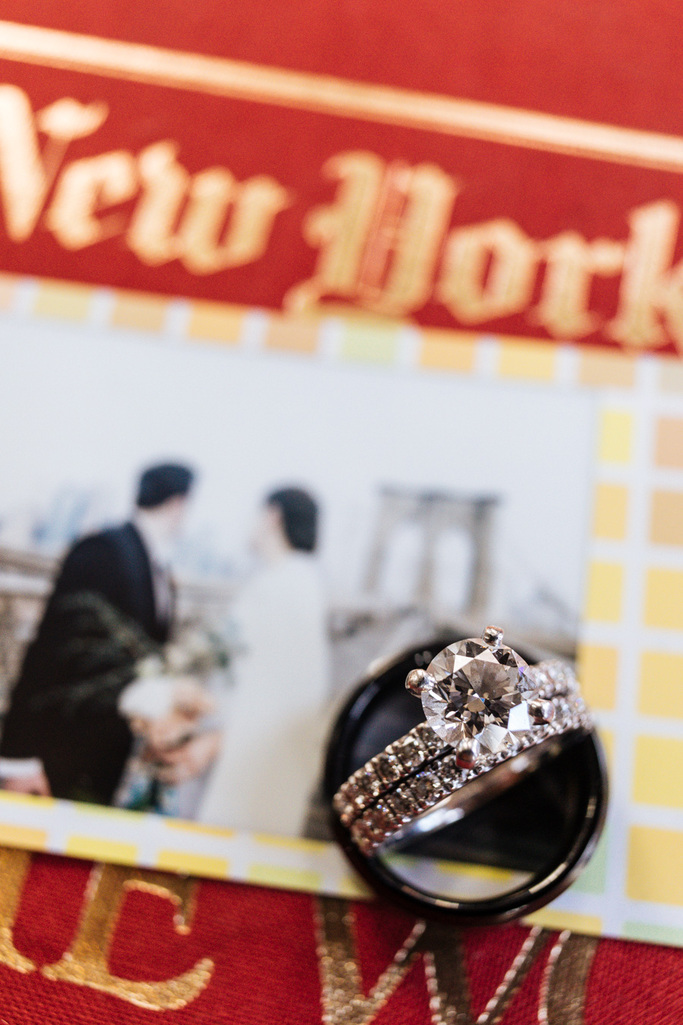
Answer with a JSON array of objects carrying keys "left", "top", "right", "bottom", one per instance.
[
  {"left": 286, "top": 151, "right": 457, "bottom": 317},
  {"left": 128, "top": 143, "right": 291, "bottom": 273},
  {"left": 286, "top": 151, "right": 391, "bottom": 310},
  {"left": 437, "top": 218, "right": 538, "bottom": 323},
  {"left": 180, "top": 168, "right": 291, "bottom": 273},
  {"left": 2, "top": 84, "right": 683, "bottom": 352},
  {"left": 0, "top": 86, "right": 108, "bottom": 240},
  {"left": 533, "top": 233, "right": 625, "bottom": 337},
  {"left": 609, "top": 200, "right": 683, "bottom": 351},
  {"left": 42, "top": 862, "right": 214, "bottom": 1011},
  {"left": 315, "top": 896, "right": 601, "bottom": 1025},
  {"left": 0, "top": 849, "right": 213, "bottom": 1011},
  {"left": 0, "top": 85, "right": 288, "bottom": 274},
  {"left": 315, "top": 895, "right": 426, "bottom": 1025},
  {"left": 0, "top": 850, "right": 604, "bottom": 1020},
  {"left": 0, "top": 848, "right": 37, "bottom": 974},
  {"left": 127, "top": 141, "right": 189, "bottom": 264},
  {"left": 354, "top": 161, "right": 457, "bottom": 316},
  {"left": 540, "top": 930, "right": 601, "bottom": 1025},
  {"left": 286, "top": 149, "right": 683, "bottom": 351},
  {"left": 46, "top": 151, "right": 138, "bottom": 248}
]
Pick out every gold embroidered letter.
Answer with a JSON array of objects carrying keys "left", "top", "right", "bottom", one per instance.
[
  {"left": 128, "top": 142, "right": 288, "bottom": 273},
  {"left": 42, "top": 862, "right": 213, "bottom": 1011},
  {"left": 535, "top": 232, "right": 624, "bottom": 338},
  {"left": 0, "top": 87, "right": 108, "bottom": 241},
  {"left": 0, "top": 848, "right": 37, "bottom": 974},
  {"left": 287, "top": 152, "right": 456, "bottom": 316},
  {"left": 286, "top": 151, "right": 386, "bottom": 311},
  {"left": 315, "top": 896, "right": 551, "bottom": 1025},
  {"left": 180, "top": 168, "right": 290, "bottom": 273},
  {"left": 609, "top": 200, "right": 683, "bottom": 351},
  {"left": 127, "top": 140, "right": 189, "bottom": 265},
  {"left": 46, "top": 151, "right": 137, "bottom": 249},
  {"left": 437, "top": 217, "right": 539, "bottom": 324}
]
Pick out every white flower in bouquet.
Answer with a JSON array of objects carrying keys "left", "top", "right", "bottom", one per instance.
[
  {"left": 119, "top": 673, "right": 216, "bottom": 752},
  {"left": 163, "top": 626, "right": 231, "bottom": 676}
]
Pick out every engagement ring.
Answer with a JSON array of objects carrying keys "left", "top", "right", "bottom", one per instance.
[{"left": 332, "top": 626, "right": 592, "bottom": 856}]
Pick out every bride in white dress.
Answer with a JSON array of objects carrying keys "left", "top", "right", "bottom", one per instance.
[{"left": 199, "top": 488, "right": 331, "bottom": 836}]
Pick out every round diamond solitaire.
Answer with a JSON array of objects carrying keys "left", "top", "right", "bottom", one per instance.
[
  {"left": 334, "top": 635, "right": 593, "bottom": 858},
  {"left": 419, "top": 631, "right": 532, "bottom": 755}
]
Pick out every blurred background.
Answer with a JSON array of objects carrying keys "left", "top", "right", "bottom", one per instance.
[{"left": 0, "top": 318, "right": 595, "bottom": 713}]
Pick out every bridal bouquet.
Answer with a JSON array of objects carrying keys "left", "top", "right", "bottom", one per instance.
[{"left": 114, "top": 627, "right": 234, "bottom": 814}]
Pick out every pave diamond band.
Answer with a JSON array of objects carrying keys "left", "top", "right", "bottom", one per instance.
[{"left": 333, "top": 632, "right": 592, "bottom": 857}]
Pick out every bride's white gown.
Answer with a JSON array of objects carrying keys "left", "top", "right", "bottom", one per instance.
[{"left": 198, "top": 551, "right": 331, "bottom": 835}]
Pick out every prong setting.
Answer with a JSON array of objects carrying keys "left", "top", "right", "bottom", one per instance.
[
  {"left": 405, "top": 668, "right": 427, "bottom": 696},
  {"left": 454, "top": 739, "right": 480, "bottom": 770},
  {"left": 333, "top": 646, "right": 591, "bottom": 856},
  {"left": 482, "top": 625, "right": 504, "bottom": 649},
  {"left": 529, "top": 700, "right": 555, "bottom": 725}
]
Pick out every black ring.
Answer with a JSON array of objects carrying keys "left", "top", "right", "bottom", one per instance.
[{"left": 324, "top": 634, "right": 608, "bottom": 925}]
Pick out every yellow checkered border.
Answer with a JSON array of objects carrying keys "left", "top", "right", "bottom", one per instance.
[
  {"left": 0, "top": 273, "right": 647, "bottom": 383},
  {"left": 2, "top": 271, "right": 683, "bottom": 946}
]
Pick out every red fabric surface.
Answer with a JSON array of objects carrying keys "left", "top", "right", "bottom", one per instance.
[
  {"left": 0, "top": 851, "right": 681, "bottom": 1024},
  {"left": 585, "top": 939, "right": 683, "bottom": 1025},
  {"left": 0, "top": 0, "right": 678, "bottom": 133}
]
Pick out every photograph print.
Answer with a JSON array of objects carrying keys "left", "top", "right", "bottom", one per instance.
[{"left": 0, "top": 312, "right": 598, "bottom": 840}]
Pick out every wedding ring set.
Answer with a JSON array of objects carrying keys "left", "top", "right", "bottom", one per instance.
[{"left": 333, "top": 627, "right": 593, "bottom": 857}]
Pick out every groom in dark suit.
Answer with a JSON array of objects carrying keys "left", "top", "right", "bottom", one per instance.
[{"left": 0, "top": 463, "right": 194, "bottom": 804}]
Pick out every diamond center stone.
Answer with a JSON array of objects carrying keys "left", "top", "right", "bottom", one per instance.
[{"left": 421, "top": 637, "right": 531, "bottom": 753}]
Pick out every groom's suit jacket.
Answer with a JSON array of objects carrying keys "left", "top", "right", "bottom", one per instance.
[{"left": 0, "top": 522, "right": 172, "bottom": 804}]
